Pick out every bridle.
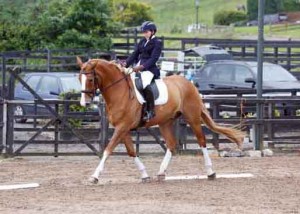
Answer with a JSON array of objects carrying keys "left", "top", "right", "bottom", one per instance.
[
  {"left": 80, "top": 69, "right": 98, "bottom": 99},
  {"left": 80, "top": 61, "right": 134, "bottom": 100}
]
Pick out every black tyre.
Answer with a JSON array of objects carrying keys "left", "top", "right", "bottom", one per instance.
[{"left": 14, "top": 105, "right": 27, "bottom": 123}]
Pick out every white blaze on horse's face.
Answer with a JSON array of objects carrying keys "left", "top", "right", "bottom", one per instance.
[{"left": 80, "top": 74, "right": 87, "bottom": 107}]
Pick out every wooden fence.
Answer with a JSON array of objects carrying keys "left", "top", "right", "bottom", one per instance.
[
  {"left": 1, "top": 89, "right": 300, "bottom": 156},
  {"left": 113, "top": 34, "right": 300, "bottom": 71}
]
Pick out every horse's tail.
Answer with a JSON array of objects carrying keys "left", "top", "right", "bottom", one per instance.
[{"left": 200, "top": 105, "right": 245, "bottom": 147}]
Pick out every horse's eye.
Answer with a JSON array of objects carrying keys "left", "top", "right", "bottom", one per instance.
[{"left": 88, "top": 79, "right": 93, "bottom": 82}]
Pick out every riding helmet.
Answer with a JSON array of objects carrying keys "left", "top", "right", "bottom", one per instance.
[{"left": 141, "top": 21, "right": 157, "bottom": 33}]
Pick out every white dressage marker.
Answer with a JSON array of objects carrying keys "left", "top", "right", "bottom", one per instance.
[
  {"left": 166, "top": 173, "right": 254, "bottom": 181},
  {"left": 0, "top": 183, "right": 39, "bottom": 190}
]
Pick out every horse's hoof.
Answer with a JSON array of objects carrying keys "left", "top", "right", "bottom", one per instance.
[
  {"left": 88, "top": 176, "right": 99, "bottom": 184},
  {"left": 207, "top": 172, "right": 216, "bottom": 180},
  {"left": 157, "top": 174, "right": 166, "bottom": 182},
  {"left": 141, "top": 177, "right": 151, "bottom": 183}
]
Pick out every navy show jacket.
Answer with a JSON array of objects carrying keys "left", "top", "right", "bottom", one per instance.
[{"left": 126, "top": 37, "right": 162, "bottom": 79}]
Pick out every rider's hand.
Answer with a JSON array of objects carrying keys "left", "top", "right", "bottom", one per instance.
[
  {"left": 120, "top": 60, "right": 127, "bottom": 67},
  {"left": 133, "top": 65, "right": 144, "bottom": 72}
]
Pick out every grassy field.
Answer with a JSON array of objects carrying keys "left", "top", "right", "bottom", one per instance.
[
  {"left": 141, "top": 0, "right": 300, "bottom": 40},
  {"left": 143, "top": 0, "right": 246, "bottom": 32}
]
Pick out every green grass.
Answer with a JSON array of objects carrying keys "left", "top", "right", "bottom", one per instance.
[
  {"left": 143, "top": 0, "right": 247, "bottom": 33},
  {"left": 141, "top": 0, "right": 300, "bottom": 39}
]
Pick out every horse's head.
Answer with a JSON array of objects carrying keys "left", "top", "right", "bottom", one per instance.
[{"left": 77, "top": 57, "right": 100, "bottom": 107}]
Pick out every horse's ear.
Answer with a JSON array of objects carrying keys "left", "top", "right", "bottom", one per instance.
[{"left": 76, "top": 56, "right": 83, "bottom": 68}]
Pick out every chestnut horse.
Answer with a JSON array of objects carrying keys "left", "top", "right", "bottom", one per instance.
[{"left": 77, "top": 57, "right": 245, "bottom": 183}]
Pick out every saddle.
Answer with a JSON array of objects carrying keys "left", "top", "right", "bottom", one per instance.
[
  {"left": 130, "top": 71, "right": 168, "bottom": 106},
  {"left": 135, "top": 72, "right": 159, "bottom": 100}
]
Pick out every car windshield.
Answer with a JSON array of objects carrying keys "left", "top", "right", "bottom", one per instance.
[
  {"left": 61, "top": 76, "right": 81, "bottom": 92},
  {"left": 252, "top": 64, "right": 297, "bottom": 82}
]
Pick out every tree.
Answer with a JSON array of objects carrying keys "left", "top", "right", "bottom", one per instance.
[
  {"left": 247, "top": 0, "right": 284, "bottom": 21},
  {"left": 113, "top": 0, "right": 153, "bottom": 27},
  {"left": 0, "top": 0, "right": 119, "bottom": 51},
  {"left": 283, "top": 0, "right": 300, "bottom": 12}
]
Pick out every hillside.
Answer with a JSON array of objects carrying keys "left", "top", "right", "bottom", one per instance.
[{"left": 143, "top": 0, "right": 247, "bottom": 34}]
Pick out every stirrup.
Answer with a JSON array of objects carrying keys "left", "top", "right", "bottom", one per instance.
[{"left": 143, "top": 111, "right": 155, "bottom": 122}]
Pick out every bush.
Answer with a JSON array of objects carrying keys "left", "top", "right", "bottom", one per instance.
[
  {"left": 113, "top": 1, "right": 153, "bottom": 27},
  {"left": 213, "top": 10, "right": 247, "bottom": 26}
]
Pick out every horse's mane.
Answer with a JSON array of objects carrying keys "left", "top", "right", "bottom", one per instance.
[{"left": 90, "top": 58, "right": 124, "bottom": 74}]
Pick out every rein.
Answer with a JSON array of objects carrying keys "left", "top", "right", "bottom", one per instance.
[
  {"left": 101, "top": 70, "right": 133, "bottom": 93},
  {"left": 81, "top": 65, "right": 134, "bottom": 98}
]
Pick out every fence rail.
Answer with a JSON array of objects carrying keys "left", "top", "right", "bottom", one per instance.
[
  {"left": 113, "top": 35, "right": 300, "bottom": 71},
  {"left": 269, "top": 22, "right": 300, "bottom": 32},
  {"left": 1, "top": 93, "right": 300, "bottom": 156}
]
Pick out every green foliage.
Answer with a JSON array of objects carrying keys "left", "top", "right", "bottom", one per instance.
[
  {"left": 213, "top": 10, "right": 247, "bottom": 26},
  {"left": 170, "top": 25, "right": 182, "bottom": 34},
  {"left": 113, "top": 0, "right": 153, "bottom": 27},
  {"left": 247, "top": 0, "right": 284, "bottom": 21},
  {"left": 283, "top": 0, "right": 300, "bottom": 12},
  {"left": 0, "top": 0, "right": 118, "bottom": 51},
  {"left": 59, "top": 91, "right": 87, "bottom": 128}
]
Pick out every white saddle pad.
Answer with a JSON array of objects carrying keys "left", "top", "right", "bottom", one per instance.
[{"left": 130, "top": 72, "right": 168, "bottom": 105}]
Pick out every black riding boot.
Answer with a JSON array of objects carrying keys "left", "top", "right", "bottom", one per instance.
[{"left": 143, "top": 85, "right": 155, "bottom": 121}]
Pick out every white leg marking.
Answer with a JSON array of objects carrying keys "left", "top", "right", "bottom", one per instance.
[
  {"left": 80, "top": 74, "right": 87, "bottom": 107},
  {"left": 158, "top": 149, "right": 172, "bottom": 175},
  {"left": 201, "top": 147, "right": 214, "bottom": 176},
  {"left": 91, "top": 151, "right": 109, "bottom": 179},
  {"left": 134, "top": 157, "right": 149, "bottom": 179}
]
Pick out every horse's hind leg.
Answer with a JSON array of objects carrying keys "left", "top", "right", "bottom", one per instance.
[
  {"left": 185, "top": 116, "right": 216, "bottom": 179},
  {"left": 157, "top": 119, "right": 176, "bottom": 180},
  {"left": 123, "top": 133, "right": 150, "bottom": 182}
]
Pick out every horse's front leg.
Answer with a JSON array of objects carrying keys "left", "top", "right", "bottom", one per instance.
[
  {"left": 89, "top": 127, "right": 127, "bottom": 184},
  {"left": 123, "top": 133, "right": 150, "bottom": 182}
]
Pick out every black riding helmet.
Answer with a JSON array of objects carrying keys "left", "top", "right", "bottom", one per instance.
[{"left": 141, "top": 21, "right": 157, "bottom": 34}]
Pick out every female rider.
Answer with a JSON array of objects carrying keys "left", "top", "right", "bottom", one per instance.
[{"left": 123, "top": 21, "right": 162, "bottom": 121}]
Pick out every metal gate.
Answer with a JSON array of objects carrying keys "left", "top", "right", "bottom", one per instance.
[{"left": 0, "top": 49, "right": 116, "bottom": 156}]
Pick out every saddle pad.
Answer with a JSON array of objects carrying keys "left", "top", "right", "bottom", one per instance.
[{"left": 130, "top": 72, "right": 168, "bottom": 105}]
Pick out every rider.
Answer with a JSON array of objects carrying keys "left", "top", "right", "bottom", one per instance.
[{"left": 123, "top": 21, "right": 162, "bottom": 121}]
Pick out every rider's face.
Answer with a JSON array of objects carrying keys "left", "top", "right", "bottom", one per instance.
[{"left": 142, "top": 30, "right": 152, "bottom": 39}]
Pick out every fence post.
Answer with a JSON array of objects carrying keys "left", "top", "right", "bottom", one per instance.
[
  {"left": 241, "top": 46, "right": 246, "bottom": 59},
  {"left": 47, "top": 49, "right": 51, "bottom": 72},
  {"left": 211, "top": 102, "right": 219, "bottom": 149},
  {"left": 22, "top": 53, "right": 27, "bottom": 72},
  {"left": 100, "top": 101, "right": 109, "bottom": 152},
  {"left": 126, "top": 30, "right": 130, "bottom": 55},
  {"left": 54, "top": 103, "right": 59, "bottom": 157},
  {"left": 6, "top": 69, "right": 16, "bottom": 156},
  {"left": 0, "top": 99, "right": 4, "bottom": 154},
  {"left": 181, "top": 40, "right": 185, "bottom": 51},
  {"left": 161, "top": 36, "right": 165, "bottom": 57},
  {"left": 287, "top": 41, "right": 291, "bottom": 71},
  {"left": 175, "top": 117, "right": 187, "bottom": 152},
  {"left": 134, "top": 28, "right": 138, "bottom": 46},
  {"left": 1, "top": 55, "right": 6, "bottom": 154},
  {"left": 2, "top": 55, "right": 6, "bottom": 95},
  {"left": 273, "top": 46, "right": 278, "bottom": 64}
]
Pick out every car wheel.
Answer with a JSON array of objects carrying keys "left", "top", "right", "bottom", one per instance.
[{"left": 14, "top": 105, "right": 27, "bottom": 123}]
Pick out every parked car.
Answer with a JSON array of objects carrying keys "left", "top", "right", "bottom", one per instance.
[
  {"left": 194, "top": 60, "right": 300, "bottom": 90},
  {"left": 14, "top": 72, "right": 82, "bottom": 123},
  {"left": 159, "top": 45, "right": 232, "bottom": 78},
  {"left": 193, "top": 60, "right": 300, "bottom": 116}
]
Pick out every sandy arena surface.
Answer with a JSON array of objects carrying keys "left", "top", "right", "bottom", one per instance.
[{"left": 0, "top": 154, "right": 300, "bottom": 214}]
